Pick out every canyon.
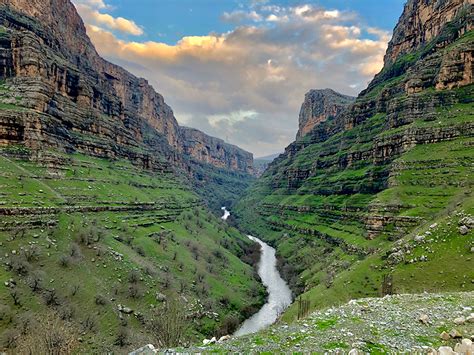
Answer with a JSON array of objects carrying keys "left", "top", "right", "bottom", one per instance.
[
  {"left": 0, "top": 0, "right": 472, "bottom": 353},
  {"left": 234, "top": 0, "right": 473, "bottom": 320}
]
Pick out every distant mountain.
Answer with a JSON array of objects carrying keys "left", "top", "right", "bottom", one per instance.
[
  {"left": 254, "top": 153, "right": 282, "bottom": 176},
  {"left": 256, "top": 153, "right": 282, "bottom": 161}
]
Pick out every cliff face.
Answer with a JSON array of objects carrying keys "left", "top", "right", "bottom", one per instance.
[
  {"left": 235, "top": 0, "right": 473, "bottom": 309},
  {"left": 385, "top": 0, "right": 472, "bottom": 65},
  {"left": 0, "top": 0, "right": 253, "bottom": 176},
  {"left": 180, "top": 127, "right": 253, "bottom": 173},
  {"left": 297, "top": 89, "right": 355, "bottom": 139}
]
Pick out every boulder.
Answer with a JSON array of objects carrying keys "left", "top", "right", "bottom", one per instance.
[
  {"left": 203, "top": 337, "right": 217, "bottom": 346},
  {"left": 218, "top": 335, "right": 231, "bottom": 343},
  {"left": 454, "top": 339, "right": 473, "bottom": 354},
  {"left": 459, "top": 226, "right": 469, "bottom": 235},
  {"left": 454, "top": 316, "right": 466, "bottom": 325},
  {"left": 387, "top": 251, "right": 404, "bottom": 265},
  {"left": 440, "top": 331, "right": 450, "bottom": 341},
  {"left": 128, "top": 344, "right": 157, "bottom": 355},
  {"left": 459, "top": 217, "right": 474, "bottom": 228},
  {"left": 155, "top": 293, "right": 167, "bottom": 302},
  {"left": 414, "top": 235, "right": 425, "bottom": 243},
  {"left": 449, "top": 329, "right": 462, "bottom": 339},
  {"left": 467, "top": 313, "right": 474, "bottom": 323},
  {"left": 419, "top": 314, "right": 430, "bottom": 325},
  {"left": 438, "top": 346, "right": 456, "bottom": 355}
]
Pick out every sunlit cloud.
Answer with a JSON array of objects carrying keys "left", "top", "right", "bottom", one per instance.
[
  {"left": 79, "top": 3, "right": 391, "bottom": 156},
  {"left": 73, "top": 0, "right": 143, "bottom": 36}
]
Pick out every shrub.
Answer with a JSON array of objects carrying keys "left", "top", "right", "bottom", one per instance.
[
  {"left": 22, "top": 245, "right": 41, "bottom": 262},
  {"left": 150, "top": 299, "right": 189, "bottom": 347},
  {"left": 10, "top": 290, "right": 21, "bottom": 306},
  {"left": 95, "top": 294, "right": 107, "bottom": 306},
  {"left": 128, "top": 270, "right": 140, "bottom": 284},
  {"left": 43, "top": 289, "right": 61, "bottom": 307},
  {"left": 27, "top": 270, "right": 44, "bottom": 292},
  {"left": 9, "top": 255, "right": 30, "bottom": 275},
  {"left": 128, "top": 284, "right": 142, "bottom": 299},
  {"left": 218, "top": 314, "right": 240, "bottom": 337},
  {"left": 1, "top": 329, "right": 18, "bottom": 349},
  {"left": 15, "top": 313, "right": 78, "bottom": 354},
  {"left": 114, "top": 326, "right": 129, "bottom": 347},
  {"left": 58, "top": 255, "right": 71, "bottom": 268},
  {"left": 69, "top": 243, "right": 83, "bottom": 259},
  {"left": 81, "top": 315, "right": 97, "bottom": 333}
]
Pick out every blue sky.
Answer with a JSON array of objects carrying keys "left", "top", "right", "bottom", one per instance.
[
  {"left": 99, "top": 0, "right": 405, "bottom": 44},
  {"left": 74, "top": 0, "right": 407, "bottom": 156}
]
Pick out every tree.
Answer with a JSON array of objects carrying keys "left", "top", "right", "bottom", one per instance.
[
  {"left": 150, "top": 299, "right": 189, "bottom": 347},
  {"left": 15, "top": 312, "right": 78, "bottom": 354}
]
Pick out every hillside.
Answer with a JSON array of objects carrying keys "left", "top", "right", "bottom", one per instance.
[
  {"left": 0, "top": 0, "right": 255, "bottom": 211},
  {"left": 235, "top": 0, "right": 474, "bottom": 319},
  {"left": 0, "top": 1, "right": 263, "bottom": 353},
  {"left": 183, "top": 292, "right": 474, "bottom": 353}
]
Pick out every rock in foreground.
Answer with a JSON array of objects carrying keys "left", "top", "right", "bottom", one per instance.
[{"left": 176, "top": 292, "right": 474, "bottom": 353}]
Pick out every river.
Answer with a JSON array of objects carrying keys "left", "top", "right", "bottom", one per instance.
[{"left": 221, "top": 207, "right": 292, "bottom": 336}]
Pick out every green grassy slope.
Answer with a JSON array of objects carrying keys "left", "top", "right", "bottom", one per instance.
[
  {"left": 0, "top": 149, "right": 264, "bottom": 353},
  {"left": 234, "top": 28, "right": 474, "bottom": 321}
]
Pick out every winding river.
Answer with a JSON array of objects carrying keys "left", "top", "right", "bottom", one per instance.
[{"left": 221, "top": 207, "right": 292, "bottom": 336}]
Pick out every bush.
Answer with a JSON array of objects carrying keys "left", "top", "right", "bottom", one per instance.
[
  {"left": 150, "top": 299, "right": 189, "bottom": 347},
  {"left": 58, "top": 255, "right": 71, "bottom": 268},
  {"left": 43, "top": 289, "right": 61, "bottom": 307},
  {"left": 69, "top": 243, "right": 83, "bottom": 259},
  {"left": 9, "top": 255, "right": 30, "bottom": 275},
  {"left": 22, "top": 245, "right": 41, "bottom": 262},
  {"left": 218, "top": 314, "right": 240, "bottom": 337},
  {"left": 128, "top": 270, "right": 140, "bottom": 284},
  {"left": 15, "top": 313, "right": 78, "bottom": 354},
  {"left": 95, "top": 294, "right": 108, "bottom": 306},
  {"left": 81, "top": 315, "right": 97, "bottom": 333},
  {"left": 114, "top": 326, "right": 129, "bottom": 347},
  {"left": 1, "top": 329, "right": 18, "bottom": 349},
  {"left": 128, "top": 284, "right": 142, "bottom": 299},
  {"left": 27, "top": 270, "right": 44, "bottom": 292}
]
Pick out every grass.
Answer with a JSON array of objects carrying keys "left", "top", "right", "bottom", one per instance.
[
  {"left": 0, "top": 152, "right": 265, "bottom": 353},
  {"left": 233, "top": 29, "right": 474, "bottom": 322}
]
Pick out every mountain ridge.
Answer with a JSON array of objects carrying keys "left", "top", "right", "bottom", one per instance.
[
  {"left": 234, "top": 0, "right": 473, "bottom": 318},
  {"left": 0, "top": 0, "right": 254, "bottom": 176}
]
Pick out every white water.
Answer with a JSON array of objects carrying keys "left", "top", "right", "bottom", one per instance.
[
  {"left": 221, "top": 206, "right": 230, "bottom": 221},
  {"left": 220, "top": 209, "right": 292, "bottom": 336}
]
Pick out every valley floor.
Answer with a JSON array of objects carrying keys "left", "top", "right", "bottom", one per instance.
[{"left": 182, "top": 291, "right": 474, "bottom": 353}]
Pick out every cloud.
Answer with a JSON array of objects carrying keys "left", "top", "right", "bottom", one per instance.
[
  {"left": 221, "top": 10, "right": 262, "bottom": 23},
  {"left": 73, "top": 0, "right": 143, "bottom": 36},
  {"left": 80, "top": 3, "right": 390, "bottom": 156}
]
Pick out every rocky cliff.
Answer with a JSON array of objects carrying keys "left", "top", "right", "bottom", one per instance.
[
  {"left": 179, "top": 127, "right": 253, "bottom": 173},
  {"left": 384, "top": 0, "right": 472, "bottom": 65},
  {"left": 0, "top": 0, "right": 253, "bottom": 176},
  {"left": 235, "top": 0, "right": 473, "bottom": 314},
  {"left": 297, "top": 89, "right": 355, "bottom": 139}
]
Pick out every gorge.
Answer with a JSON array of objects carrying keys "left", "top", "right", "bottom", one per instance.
[{"left": 0, "top": 0, "right": 473, "bottom": 353}]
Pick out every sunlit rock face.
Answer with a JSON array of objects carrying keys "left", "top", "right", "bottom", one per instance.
[
  {"left": 297, "top": 89, "right": 355, "bottom": 139},
  {"left": 0, "top": 0, "right": 253, "bottom": 175}
]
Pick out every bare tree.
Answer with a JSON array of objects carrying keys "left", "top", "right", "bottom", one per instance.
[
  {"left": 150, "top": 299, "right": 189, "bottom": 347},
  {"left": 15, "top": 312, "right": 78, "bottom": 354}
]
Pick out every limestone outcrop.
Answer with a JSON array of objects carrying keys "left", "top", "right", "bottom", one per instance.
[
  {"left": 0, "top": 0, "right": 253, "bottom": 175},
  {"left": 297, "top": 89, "right": 355, "bottom": 139}
]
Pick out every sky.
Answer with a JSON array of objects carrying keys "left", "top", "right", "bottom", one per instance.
[{"left": 72, "top": 0, "right": 406, "bottom": 157}]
